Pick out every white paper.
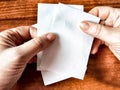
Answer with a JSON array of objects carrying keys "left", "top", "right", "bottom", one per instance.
[
  {"left": 36, "top": 3, "right": 84, "bottom": 85},
  {"left": 36, "top": 3, "right": 83, "bottom": 32},
  {"left": 32, "top": 4, "right": 83, "bottom": 34},
  {"left": 37, "top": 3, "right": 83, "bottom": 70},
  {"left": 37, "top": 3, "right": 100, "bottom": 85}
]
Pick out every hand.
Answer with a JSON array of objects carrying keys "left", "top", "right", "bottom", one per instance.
[
  {"left": 80, "top": 6, "right": 120, "bottom": 60},
  {"left": 0, "top": 26, "right": 56, "bottom": 90}
]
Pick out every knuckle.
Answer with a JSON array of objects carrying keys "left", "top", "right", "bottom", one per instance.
[
  {"left": 33, "top": 38, "right": 44, "bottom": 48},
  {"left": 112, "top": 29, "right": 120, "bottom": 43},
  {"left": 89, "top": 6, "right": 99, "bottom": 15},
  {"left": 93, "top": 24, "right": 103, "bottom": 38}
]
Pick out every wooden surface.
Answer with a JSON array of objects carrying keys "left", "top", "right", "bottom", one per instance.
[{"left": 0, "top": 0, "right": 120, "bottom": 90}]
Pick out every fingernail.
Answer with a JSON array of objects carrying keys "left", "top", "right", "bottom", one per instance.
[
  {"left": 46, "top": 33, "right": 56, "bottom": 41},
  {"left": 30, "top": 26, "right": 37, "bottom": 38},
  {"left": 80, "top": 21, "right": 89, "bottom": 31}
]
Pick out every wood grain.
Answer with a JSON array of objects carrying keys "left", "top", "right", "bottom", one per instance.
[{"left": 0, "top": 0, "right": 120, "bottom": 90}]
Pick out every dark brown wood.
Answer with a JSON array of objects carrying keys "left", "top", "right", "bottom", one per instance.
[{"left": 0, "top": 0, "right": 120, "bottom": 90}]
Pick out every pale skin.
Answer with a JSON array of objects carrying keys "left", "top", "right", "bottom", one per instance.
[
  {"left": 0, "top": 26, "right": 56, "bottom": 90},
  {"left": 80, "top": 6, "right": 120, "bottom": 60},
  {"left": 0, "top": 6, "right": 120, "bottom": 90}
]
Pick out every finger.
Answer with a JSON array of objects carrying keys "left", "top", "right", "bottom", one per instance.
[
  {"left": 15, "top": 33, "right": 56, "bottom": 63},
  {"left": 89, "top": 6, "right": 112, "bottom": 21},
  {"left": 89, "top": 7, "right": 120, "bottom": 27},
  {"left": 80, "top": 21, "right": 120, "bottom": 44},
  {"left": 0, "top": 26, "right": 37, "bottom": 46},
  {"left": 12, "top": 26, "right": 37, "bottom": 41},
  {"left": 91, "top": 38, "right": 102, "bottom": 54},
  {"left": 10, "top": 26, "right": 36, "bottom": 42},
  {"left": 29, "top": 27, "right": 37, "bottom": 38},
  {"left": 90, "top": 19, "right": 106, "bottom": 54}
]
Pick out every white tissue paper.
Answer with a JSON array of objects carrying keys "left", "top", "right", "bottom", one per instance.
[
  {"left": 33, "top": 3, "right": 83, "bottom": 29},
  {"left": 36, "top": 3, "right": 100, "bottom": 85}
]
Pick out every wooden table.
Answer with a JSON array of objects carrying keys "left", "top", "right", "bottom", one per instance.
[{"left": 0, "top": 0, "right": 120, "bottom": 90}]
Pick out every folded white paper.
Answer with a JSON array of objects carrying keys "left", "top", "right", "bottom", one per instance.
[
  {"left": 36, "top": 3, "right": 83, "bottom": 33},
  {"left": 37, "top": 3, "right": 83, "bottom": 71},
  {"left": 37, "top": 3, "right": 100, "bottom": 85},
  {"left": 36, "top": 3, "right": 84, "bottom": 85},
  {"left": 33, "top": 3, "right": 83, "bottom": 29}
]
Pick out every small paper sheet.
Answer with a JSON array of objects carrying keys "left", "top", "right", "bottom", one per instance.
[
  {"left": 36, "top": 3, "right": 100, "bottom": 85},
  {"left": 36, "top": 3, "right": 83, "bottom": 32}
]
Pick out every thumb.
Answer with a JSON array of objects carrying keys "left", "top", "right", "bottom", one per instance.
[
  {"left": 80, "top": 21, "right": 120, "bottom": 44},
  {"left": 15, "top": 33, "right": 56, "bottom": 62}
]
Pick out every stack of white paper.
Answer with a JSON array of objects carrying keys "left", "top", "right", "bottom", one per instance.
[{"left": 34, "top": 3, "right": 100, "bottom": 85}]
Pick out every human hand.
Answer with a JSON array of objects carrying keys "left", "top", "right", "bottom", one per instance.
[
  {"left": 0, "top": 26, "right": 56, "bottom": 90},
  {"left": 80, "top": 6, "right": 120, "bottom": 60}
]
